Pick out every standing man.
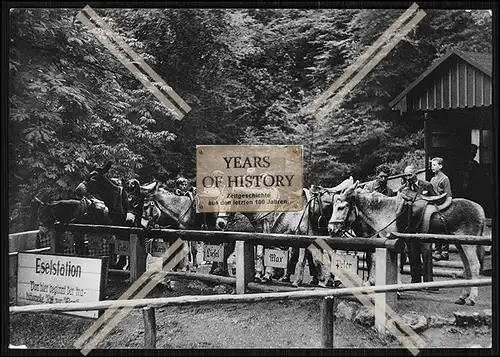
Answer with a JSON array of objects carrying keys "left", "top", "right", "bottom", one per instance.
[
  {"left": 430, "top": 157, "right": 452, "bottom": 261},
  {"left": 364, "top": 164, "right": 397, "bottom": 196},
  {"left": 363, "top": 164, "right": 397, "bottom": 285},
  {"left": 398, "top": 165, "right": 437, "bottom": 285}
]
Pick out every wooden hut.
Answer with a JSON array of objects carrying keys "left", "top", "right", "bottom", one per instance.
[{"left": 389, "top": 49, "right": 493, "bottom": 217}]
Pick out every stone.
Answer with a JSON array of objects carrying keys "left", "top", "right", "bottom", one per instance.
[
  {"left": 212, "top": 284, "right": 234, "bottom": 295},
  {"left": 427, "top": 315, "right": 455, "bottom": 327},
  {"left": 187, "top": 280, "right": 211, "bottom": 292},
  {"left": 400, "top": 313, "right": 428, "bottom": 333},
  {"left": 335, "top": 301, "right": 359, "bottom": 320},
  {"left": 454, "top": 311, "right": 484, "bottom": 326},
  {"left": 483, "top": 309, "right": 492, "bottom": 326},
  {"left": 354, "top": 308, "right": 374, "bottom": 327},
  {"left": 166, "top": 280, "right": 180, "bottom": 290}
]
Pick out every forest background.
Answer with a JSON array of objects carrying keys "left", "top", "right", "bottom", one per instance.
[{"left": 8, "top": 7, "right": 492, "bottom": 233}]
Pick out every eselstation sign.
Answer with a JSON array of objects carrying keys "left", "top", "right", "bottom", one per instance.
[{"left": 196, "top": 145, "right": 303, "bottom": 213}]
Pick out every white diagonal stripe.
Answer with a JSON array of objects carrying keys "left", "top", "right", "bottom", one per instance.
[
  {"left": 79, "top": 242, "right": 190, "bottom": 354},
  {"left": 305, "top": 3, "right": 420, "bottom": 113},
  {"left": 310, "top": 240, "right": 425, "bottom": 352},
  {"left": 76, "top": 238, "right": 187, "bottom": 352},
  {"left": 82, "top": 6, "right": 191, "bottom": 114},
  {"left": 316, "top": 10, "right": 426, "bottom": 119},
  {"left": 76, "top": 11, "right": 185, "bottom": 120}
]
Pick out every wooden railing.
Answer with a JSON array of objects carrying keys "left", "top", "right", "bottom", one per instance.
[
  {"left": 10, "top": 223, "right": 493, "bottom": 347},
  {"left": 10, "top": 278, "right": 492, "bottom": 348}
]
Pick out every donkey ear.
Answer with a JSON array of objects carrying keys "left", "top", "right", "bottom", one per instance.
[
  {"left": 153, "top": 181, "right": 160, "bottom": 193},
  {"left": 353, "top": 180, "right": 360, "bottom": 189}
]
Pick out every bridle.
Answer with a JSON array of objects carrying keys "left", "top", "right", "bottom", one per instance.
[
  {"left": 142, "top": 193, "right": 198, "bottom": 229},
  {"left": 330, "top": 193, "right": 359, "bottom": 237}
]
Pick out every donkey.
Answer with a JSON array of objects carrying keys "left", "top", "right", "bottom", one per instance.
[
  {"left": 140, "top": 182, "right": 217, "bottom": 271},
  {"left": 75, "top": 162, "right": 139, "bottom": 269},
  {"left": 328, "top": 180, "right": 487, "bottom": 306}
]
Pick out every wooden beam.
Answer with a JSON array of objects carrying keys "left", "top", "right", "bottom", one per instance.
[
  {"left": 10, "top": 278, "right": 491, "bottom": 314},
  {"left": 55, "top": 223, "right": 405, "bottom": 252},
  {"left": 321, "top": 296, "right": 335, "bottom": 349},
  {"left": 235, "top": 241, "right": 254, "bottom": 294},
  {"left": 130, "top": 233, "right": 146, "bottom": 282},
  {"left": 166, "top": 271, "right": 324, "bottom": 293},
  {"left": 389, "top": 232, "right": 491, "bottom": 245},
  {"left": 374, "top": 247, "right": 398, "bottom": 335},
  {"left": 142, "top": 307, "right": 156, "bottom": 349}
]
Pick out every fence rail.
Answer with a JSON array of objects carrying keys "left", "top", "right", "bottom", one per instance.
[
  {"left": 55, "top": 223, "right": 405, "bottom": 252},
  {"left": 389, "top": 232, "right": 492, "bottom": 245},
  {"left": 10, "top": 222, "right": 493, "bottom": 348},
  {"left": 10, "top": 278, "right": 491, "bottom": 349},
  {"left": 10, "top": 278, "right": 490, "bottom": 314}
]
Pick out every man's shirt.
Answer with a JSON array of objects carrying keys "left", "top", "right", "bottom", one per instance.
[{"left": 364, "top": 179, "right": 396, "bottom": 196}]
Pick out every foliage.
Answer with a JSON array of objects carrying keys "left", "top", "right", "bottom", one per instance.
[{"left": 8, "top": 7, "right": 492, "bottom": 232}]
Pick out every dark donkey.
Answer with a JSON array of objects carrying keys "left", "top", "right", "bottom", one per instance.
[
  {"left": 34, "top": 195, "right": 111, "bottom": 254},
  {"left": 75, "top": 162, "right": 140, "bottom": 269}
]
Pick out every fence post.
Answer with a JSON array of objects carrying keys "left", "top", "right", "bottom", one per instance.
[
  {"left": 130, "top": 233, "right": 147, "bottom": 282},
  {"left": 374, "top": 247, "right": 398, "bottom": 334},
  {"left": 235, "top": 241, "right": 254, "bottom": 294},
  {"left": 142, "top": 307, "right": 156, "bottom": 348},
  {"left": 321, "top": 296, "right": 335, "bottom": 349}
]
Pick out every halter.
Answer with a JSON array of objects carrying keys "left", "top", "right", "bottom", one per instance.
[
  {"left": 68, "top": 197, "right": 100, "bottom": 223},
  {"left": 333, "top": 192, "right": 407, "bottom": 239},
  {"left": 330, "top": 194, "right": 359, "bottom": 236}
]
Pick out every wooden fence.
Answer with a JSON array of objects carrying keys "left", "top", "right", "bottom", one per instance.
[
  {"left": 9, "top": 222, "right": 493, "bottom": 346},
  {"left": 10, "top": 278, "right": 492, "bottom": 348}
]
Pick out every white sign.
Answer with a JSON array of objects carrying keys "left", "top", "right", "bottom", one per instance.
[
  {"left": 329, "top": 252, "right": 358, "bottom": 277},
  {"left": 203, "top": 244, "right": 224, "bottom": 262},
  {"left": 17, "top": 253, "right": 103, "bottom": 318},
  {"left": 114, "top": 240, "right": 130, "bottom": 256},
  {"left": 150, "top": 239, "right": 168, "bottom": 257},
  {"left": 264, "top": 248, "right": 288, "bottom": 268}
]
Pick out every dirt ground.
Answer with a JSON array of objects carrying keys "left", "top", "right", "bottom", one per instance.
[{"left": 9, "top": 254, "right": 493, "bottom": 351}]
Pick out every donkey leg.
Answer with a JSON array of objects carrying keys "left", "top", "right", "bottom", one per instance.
[
  {"left": 306, "top": 249, "right": 319, "bottom": 285},
  {"left": 477, "top": 245, "right": 486, "bottom": 275},
  {"left": 463, "top": 244, "right": 481, "bottom": 306},
  {"left": 254, "top": 245, "right": 264, "bottom": 282},
  {"left": 367, "top": 252, "right": 376, "bottom": 286},
  {"left": 292, "top": 248, "right": 306, "bottom": 287},
  {"left": 190, "top": 241, "right": 198, "bottom": 272},
  {"left": 281, "top": 247, "right": 298, "bottom": 282},
  {"left": 317, "top": 249, "right": 330, "bottom": 287},
  {"left": 454, "top": 244, "right": 473, "bottom": 305}
]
